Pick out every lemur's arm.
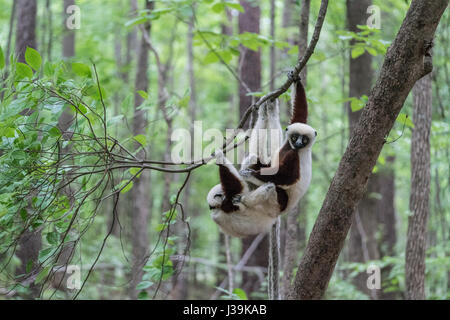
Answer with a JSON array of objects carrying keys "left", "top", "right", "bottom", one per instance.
[{"left": 248, "top": 151, "right": 300, "bottom": 186}]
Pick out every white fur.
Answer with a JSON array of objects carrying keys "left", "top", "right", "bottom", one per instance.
[
  {"left": 207, "top": 182, "right": 281, "bottom": 238},
  {"left": 207, "top": 147, "right": 283, "bottom": 238},
  {"left": 244, "top": 122, "right": 316, "bottom": 212}
]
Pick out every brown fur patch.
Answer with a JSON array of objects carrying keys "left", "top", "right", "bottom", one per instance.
[
  {"left": 219, "top": 165, "right": 242, "bottom": 213},
  {"left": 291, "top": 81, "right": 308, "bottom": 124},
  {"left": 251, "top": 142, "right": 300, "bottom": 186},
  {"left": 276, "top": 187, "right": 289, "bottom": 212}
]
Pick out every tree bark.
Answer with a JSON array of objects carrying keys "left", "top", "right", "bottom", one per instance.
[
  {"left": 62, "top": 0, "right": 75, "bottom": 58},
  {"left": 405, "top": 72, "right": 432, "bottom": 300},
  {"left": 129, "top": 0, "right": 154, "bottom": 300},
  {"left": 289, "top": 0, "right": 447, "bottom": 300},
  {"left": 238, "top": 0, "right": 261, "bottom": 125},
  {"left": 376, "top": 156, "right": 398, "bottom": 299},
  {"left": 15, "top": 0, "right": 37, "bottom": 63}
]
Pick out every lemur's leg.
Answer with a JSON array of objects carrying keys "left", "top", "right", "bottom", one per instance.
[
  {"left": 265, "top": 99, "right": 283, "bottom": 160},
  {"left": 240, "top": 182, "right": 277, "bottom": 207},
  {"left": 215, "top": 149, "right": 249, "bottom": 199}
]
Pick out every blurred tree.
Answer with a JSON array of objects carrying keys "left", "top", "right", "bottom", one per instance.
[
  {"left": 238, "top": 0, "right": 268, "bottom": 298},
  {"left": 406, "top": 72, "right": 432, "bottom": 300},
  {"left": 129, "top": 0, "right": 153, "bottom": 300},
  {"left": 14, "top": 0, "right": 41, "bottom": 299}
]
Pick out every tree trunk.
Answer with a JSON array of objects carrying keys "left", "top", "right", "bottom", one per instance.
[
  {"left": 405, "top": 72, "right": 432, "bottom": 300},
  {"left": 62, "top": 0, "right": 75, "bottom": 58},
  {"left": 15, "top": 0, "right": 41, "bottom": 299},
  {"left": 15, "top": 0, "right": 37, "bottom": 62},
  {"left": 170, "top": 16, "right": 198, "bottom": 300},
  {"left": 345, "top": 0, "right": 381, "bottom": 300},
  {"left": 377, "top": 156, "right": 398, "bottom": 299},
  {"left": 50, "top": 0, "right": 77, "bottom": 295},
  {"left": 238, "top": 0, "right": 261, "bottom": 124},
  {"left": 238, "top": 0, "right": 266, "bottom": 298},
  {"left": 129, "top": 0, "right": 154, "bottom": 300},
  {"left": 289, "top": 0, "right": 447, "bottom": 300}
]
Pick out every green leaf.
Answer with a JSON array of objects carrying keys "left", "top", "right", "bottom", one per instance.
[
  {"left": 224, "top": 2, "right": 244, "bottom": 12},
  {"left": 133, "top": 134, "right": 147, "bottom": 147},
  {"left": 25, "top": 47, "right": 42, "bottom": 71},
  {"left": 212, "top": 2, "right": 225, "bottom": 13},
  {"left": 11, "top": 150, "right": 26, "bottom": 160},
  {"left": 35, "top": 266, "right": 52, "bottom": 284},
  {"left": 129, "top": 168, "right": 143, "bottom": 178},
  {"left": 351, "top": 47, "right": 365, "bottom": 59},
  {"left": 26, "top": 260, "right": 33, "bottom": 274},
  {"left": 178, "top": 94, "right": 190, "bottom": 109},
  {"left": 16, "top": 62, "right": 33, "bottom": 79},
  {"left": 137, "top": 90, "right": 148, "bottom": 100},
  {"left": 396, "top": 113, "right": 414, "bottom": 128},
  {"left": 232, "top": 288, "right": 248, "bottom": 300},
  {"left": 72, "top": 63, "right": 92, "bottom": 77},
  {"left": 0, "top": 46, "right": 5, "bottom": 69},
  {"left": 204, "top": 51, "right": 220, "bottom": 64},
  {"left": 46, "top": 232, "right": 59, "bottom": 245},
  {"left": 38, "top": 247, "right": 57, "bottom": 263},
  {"left": 366, "top": 47, "right": 378, "bottom": 56},
  {"left": 49, "top": 126, "right": 61, "bottom": 137},
  {"left": 20, "top": 208, "right": 27, "bottom": 221},
  {"left": 125, "top": 16, "right": 147, "bottom": 28},
  {"left": 120, "top": 180, "right": 134, "bottom": 194},
  {"left": 138, "top": 291, "right": 149, "bottom": 300},
  {"left": 136, "top": 281, "right": 153, "bottom": 290}
]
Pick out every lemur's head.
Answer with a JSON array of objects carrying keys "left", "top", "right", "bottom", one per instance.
[
  {"left": 285, "top": 123, "right": 317, "bottom": 150},
  {"left": 207, "top": 184, "right": 224, "bottom": 210}
]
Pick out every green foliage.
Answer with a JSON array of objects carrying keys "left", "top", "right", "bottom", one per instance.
[
  {"left": 25, "top": 47, "right": 42, "bottom": 71},
  {"left": 0, "top": 45, "right": 5, "bottom": 70},
  {"left": 336, "top": 25, "right": 390, "bottom": 59}
]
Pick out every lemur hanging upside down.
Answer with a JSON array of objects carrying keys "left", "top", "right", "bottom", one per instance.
[
  {"left": 206, "top": 74, "right": 316, "bottom": 237},
  {"left": 207, "top": 99, "right": 287, "bottom": 238},
  {"left": 207, "top": 149, "right": 288, "bottom": 238},
  {"left": 241, "top": 73, "right": 317, "bottom": 214}
]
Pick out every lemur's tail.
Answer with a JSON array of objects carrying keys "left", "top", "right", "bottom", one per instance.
[{"left": 290, "top": 79, "right": 308, "bottom": 124}]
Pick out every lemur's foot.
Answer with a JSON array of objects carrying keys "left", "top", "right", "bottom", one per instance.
[
  {"left": 246, "top": 153, "right": 258, "bottom": 165},
  {"left": 214, "top": 149, "right": 225, "bottom": 165},
  {"left": 231, "top": 194, "right": 242, "bottom": 205},
  {"left": 287, "top": 69, "right": 301, "bottom": 82},
  {"left": 239, "top": 168, "right": 256, "bottom": 178}
]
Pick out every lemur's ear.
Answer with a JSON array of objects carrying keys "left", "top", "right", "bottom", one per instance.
[{"left": 290, "top": 80, "right": 308, "bottom": 124}]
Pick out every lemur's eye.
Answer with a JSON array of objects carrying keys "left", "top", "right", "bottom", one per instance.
[
  {"left": 214, "top": 194, "right": 222, "bottom": 199},
  {"left": 302, "top": 136, "right": 309, "bottom": 145}
]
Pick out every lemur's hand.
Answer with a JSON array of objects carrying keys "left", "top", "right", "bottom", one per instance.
[
  {"left": 231, "top": 194, "right": 242, "bottom": 205},
  {"left": 214, "top": 149, "right": 226, "bottom": 165},
  {"left": 239, "top": 168, "right": 256, "bottom": 178},
  {"left": 287, "top": 70, "right": 301, "bottom": 83}
]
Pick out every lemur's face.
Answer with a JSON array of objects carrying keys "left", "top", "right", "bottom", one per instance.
[
  {"left": 286, "top": 123, "right": 317, "bottom": 150},
  {"left": 206, "top": 184, "right": 224, "bottom": 210}
]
